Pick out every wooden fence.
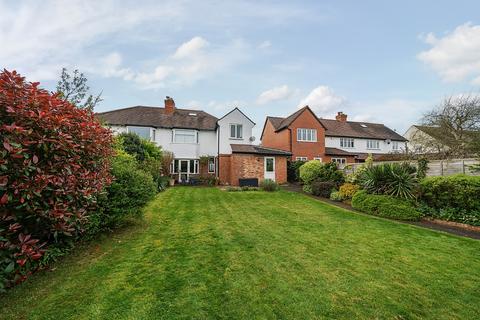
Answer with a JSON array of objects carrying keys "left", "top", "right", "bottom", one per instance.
[{"left": 344, "top": 158, "right": 480, "bottom": 177}]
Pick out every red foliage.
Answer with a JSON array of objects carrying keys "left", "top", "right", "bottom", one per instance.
[{"left": 0, "top": 69, "right": 113, "bottom": 287}]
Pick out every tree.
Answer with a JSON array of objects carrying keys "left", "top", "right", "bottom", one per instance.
[
  {"left": 56, "top": 68, "right": 102, "bottom": 111},
  {"left": 421, "top": 94, "right": 480, "bottom": 158}
]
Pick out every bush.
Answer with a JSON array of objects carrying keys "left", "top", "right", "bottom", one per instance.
[
  {"left": 260, "top": 179, "right": 279, "bottom": 192},
  {"left": 338, "top": 183, "right": 360, "bottom": 200},
  {"left": 352, "top": 190, "right": 422, "bottom": 221},
  {"left": 92, "top": 151, "right": 157, "bottom": 231},
  {"left": 118, "top": 132, "right": 162, "bottom": 161},
  {"left": 419, "top": 175, "right": 480, "bottom": 225},
  {"left": 330, "top": 191, "right": 343, "bottom": 201},
  {"left": 299, "top": 161, "right": 344, "bottom": 190},
  {"left": 287, "top": 160, "right": 306, "bottom": 182},
  {"left": 0, "top": 70, "right": 113, "bottom": 290},
  {"left": 359, "top": 162, "right": 417, "bottom": 199},
  {"left": 311, "top": 180, "right": 337, "bottom": 198}
]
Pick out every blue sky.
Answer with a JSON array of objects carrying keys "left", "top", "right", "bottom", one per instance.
[{"left": 2, "top": 0, "right": 480, "bottom": 139}]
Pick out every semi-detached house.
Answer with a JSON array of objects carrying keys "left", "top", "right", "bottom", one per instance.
[
  {"left": 97, "top": 97, "right": 290, "bottom": 186},
  {"left": 261, "top": 106, "right": 407, "bottom": 167}
]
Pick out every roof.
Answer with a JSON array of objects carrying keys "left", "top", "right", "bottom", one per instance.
[
  {"left": 230, "top": 144, "right": 291, "bottom": 156},
  {"left": 324, "top": 147, "right": 356, "bottom": 156},
  {"left": 96, "top": 106, "right": 218, "bottom": 131},
  {"left": 261, "top": 106, "right": 326, "bottom": 139},
  {"left": 320, "top": 119, "right": 407, "bottom": 141},
  {"left": 218, "top": 107, "right": 256, "bottom": 125},
  {"left": 413, "top": 125, "right": 450, "bottom": 141}
]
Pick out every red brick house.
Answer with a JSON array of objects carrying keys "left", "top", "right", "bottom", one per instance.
[{"left": 261, "top": 107, "right": 406, "bottom": 166}]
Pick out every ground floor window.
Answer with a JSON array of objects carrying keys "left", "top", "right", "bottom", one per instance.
[
  {"left": 331, "top": 158, "right": 346, "bottom": 168},
  {"left": 208, "top": 157, "right": 215, "bottom": 173},
  {"left": 170, "top": 159, "right": 199, "bottom": 174},
  {"left": 296, "top": 156, "right": 308, "bottom": 161},
  {"left": 313, "top": 157, "right": 322, "bottom": 162}
]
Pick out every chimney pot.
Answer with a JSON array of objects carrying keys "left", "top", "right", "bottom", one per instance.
[
  {"left": 165, "top": 96, "right": 175, "bottom": 114},
  {"left": 335, "top": 111, "right": 347, "bottom": 122}
]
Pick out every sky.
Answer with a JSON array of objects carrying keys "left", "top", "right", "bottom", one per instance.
[{"left": 2, "top": 0, "right": 480, "bottom": 140}]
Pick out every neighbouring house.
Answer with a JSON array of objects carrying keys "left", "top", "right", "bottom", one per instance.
[
  {"left": 97, "top": 97, "right": 290, "bottom": 185},
  {"left": 261, "top": 107, "right": 407, "bottom": 166}
]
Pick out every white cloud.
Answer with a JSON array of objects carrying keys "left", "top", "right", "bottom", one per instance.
[
  {"left": 418, "top": 22, "right": 480, "bottom": 84},
  {"left": 298, "top": 86, "right": 345, "bottom": 114},
  {"left": 126, "top": 37, "right": 249, "bottom": 89},
  {"left": 258, "top": 40, "right": 272, "bottom": 50},
  {"left": 256, "top": 85, "right": 293, "bottom": 105},
  {"left": 172, "top": 37, "right": 209, "bottom": 59}
]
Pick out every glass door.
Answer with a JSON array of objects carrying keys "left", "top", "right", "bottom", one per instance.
[{"left": 179, "top": 160, "right": 189, "bottom": 183}]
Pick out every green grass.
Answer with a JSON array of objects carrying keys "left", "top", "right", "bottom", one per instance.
[{"left": 1, "top": 187, "right": 480, "bottom": 319}]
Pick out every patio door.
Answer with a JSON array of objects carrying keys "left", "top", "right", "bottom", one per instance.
[
  {"left": 264, "top": 157, "right": 275, "bottom": 181},
  {"left": 179, "top": 159, "right": 189, "bottom": 182}
]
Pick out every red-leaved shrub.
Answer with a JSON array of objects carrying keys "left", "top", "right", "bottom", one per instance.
[{"left": 0, "top": 70, "right": 113, "bottom": 289}]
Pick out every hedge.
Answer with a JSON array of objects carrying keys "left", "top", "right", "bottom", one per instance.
[
  {"left": 419, "top": 175, "right": 480, "bottom": 225},
  {"left": 352, "top": 190, "right": 422, "bottom": 221}
]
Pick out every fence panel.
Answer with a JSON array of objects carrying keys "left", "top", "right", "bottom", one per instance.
[{"left": 343, "top": 158, "right": 480, "bottom": 177}]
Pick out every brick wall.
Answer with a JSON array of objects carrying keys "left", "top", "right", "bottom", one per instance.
[
  {"left": 219, "top": 153, "right": 288, "bottom": 186},
  {"left": 289, "top": 109, "right": 326, "bottom": 160},
  {"left": 261, "top": 120, "right": 291, "bottom": 151}
]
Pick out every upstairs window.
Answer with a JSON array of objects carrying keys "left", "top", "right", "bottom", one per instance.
[
  {"left": 296, "top": 156, "right": 308, "bottom": 161},
  {"left": 127, "top": 126, "right": 151, "bottom": 140},
  {"left": 230, "top": 124, "right": 243, "bottom": 139},
  {"left": 297, "top": 128, "right": 317, "bottom": 142},
  {"left": 173, "top": 129, "right": 197, "bottom": 143},
  {"left": 367, "top": 140, "right": 380, "bottom": 150},
  {"left": 340, "top": 137, "right": 354, "bottom": 148}
]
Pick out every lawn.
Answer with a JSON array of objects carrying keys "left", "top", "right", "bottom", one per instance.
[{"left": 1, "top": 187, "right": 479, "bottom": 319}]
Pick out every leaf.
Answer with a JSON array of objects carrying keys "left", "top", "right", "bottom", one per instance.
[
  {"left": 0, "top": 192, "right": 8, "bottom": 204},
  {"left": 33, "top": 155, "right": 38, "bottom": 164},
  {"left": 3, "top": 141, "right": 12, "bottom": 152},
  {"left": 4, "top": 261, "right": 14, "bottom": 273}
]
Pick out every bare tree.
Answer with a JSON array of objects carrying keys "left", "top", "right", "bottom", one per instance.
[
  {"left": 56, "top": 68, "right": 102, "bottom": 111},
  {"left": 422, "top": 94, "right": 480, "bottom": 157}
]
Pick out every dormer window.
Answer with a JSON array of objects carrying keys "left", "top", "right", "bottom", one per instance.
[{"left": 230, "top": 124, "right": 243, "bottom": 139}]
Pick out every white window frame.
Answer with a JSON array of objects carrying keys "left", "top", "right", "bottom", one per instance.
[
  {"left": 366, "top": 139, "right": 380, "bottom": 150},
  {"left": 229, "top": 124, "right": 243, "bottom": 139},
  {"left": 331, "top": 158, "right": 347, "bottom": 168},
  {"left": 172, "top": 129, "right": 198, "bottom": 144},
  {"left": 340, "top": 137, "right": 354, "bottom": 148},
  {"left": 296, "top": 157, "right": 308, "bottom": 161},
  {"left": 392, "top": 141, "right": 399, "bottom": 150},
  {"left": 313, "top": 157, "right": 322, "bottom": 162},
  {"left": 127, "top": 126, "right": 153, "bottom": 141},
  {"left": 297, "top": 128, "right": 317, "bottom": 142},
  {"left": 170, "top": 159, "right": 199, "bottom": 174},
  {"left": 208, "top": 157, "right": 215, "bottom": 173}
]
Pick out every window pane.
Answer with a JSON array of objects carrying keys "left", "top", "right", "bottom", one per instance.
[
  {"left": 208, "top": 158, "right": 215, "bottom": 172},
  {"left": 174, "top": 130, "right": 196, "bottom": 143},
  {"left": 237, "top": 125, "right": 242, "bottom": 138},
  {"left": 128, "top": 126, "right": 150, "bottom": 140},
  {"left": 312, "top": 129, "right": 317, "bottom": 141},
  {"left": 266, "top": 158, "right": 274, "bottom": 172},
  {"left": 230, "top": 125, "right": 236, "bottom": 138}
]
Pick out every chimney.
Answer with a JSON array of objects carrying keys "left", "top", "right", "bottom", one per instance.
[
  {"left": 164, "top": 96, "right": 175, "bottom": 114},
  {"left": 335, "top": 111, "right": 347, "bottom": 122}
]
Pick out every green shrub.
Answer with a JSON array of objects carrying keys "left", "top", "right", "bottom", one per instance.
[
  {"left": 241, "top": 186, "right": 259, "bottom": 191},
  {"left": 118, "top": 132, "right": 162, "bottom": 161},
  {"left": 226, "top": 186, "right": 241, "bottom": 192},
  {"left": 311, "top": 180, "right": 337, "bottom": 197},
  {"left": 352, "top": 190, "right": 422, "bottom": 221},
  {"left": 359, "top": 162, "right": 417, "bottom": 199},
  {"left": 419, "top": 175, "right": 480, "bottom": 225},
  {"left": 287, "top": 160, "right": 306, "bottom": 182},
  {"left": 338, "top": 183, "right": 360, "bottom": 200},
  {"left": 260, "top": 179, "right": 279, "bottom": 192},
  {"left": 330, "top": 191, "right": 343, "bottom": 201},
  {"left": 90, "top": 151, "right": 157, "bottom": 231},
  {"left": 300, "top": 161, "right": 344, "bottom": 187}
]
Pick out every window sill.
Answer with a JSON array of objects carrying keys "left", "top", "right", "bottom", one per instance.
[
  {"left": 229, "top": 138, "right": 244, "bottom": 140},
  {"left": 297, "top": 140, "right": 317, "bottom": 143}
]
